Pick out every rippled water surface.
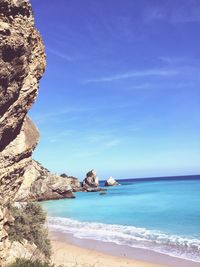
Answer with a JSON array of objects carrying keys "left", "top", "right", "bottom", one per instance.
[{"left": 41, "top": 176, "right": 200, "bottom": 262}]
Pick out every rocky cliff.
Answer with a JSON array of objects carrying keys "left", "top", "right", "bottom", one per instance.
[
  {"left": 15, "top": 160, "right": 81, "bottom": 201},
  {"left": 0, "top": 0, "right": 46, "bottom": 264}
]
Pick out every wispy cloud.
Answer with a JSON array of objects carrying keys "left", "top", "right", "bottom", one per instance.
[
  {"left": 170, "top": 5, "right": 200, "bottom": 23},
  {"left": 159, "top": 57, "right": 187, "bottom": 64},
  {"left": 129, "top": 81, "right": 196, "bottom": 91},
  {"left": 87, "top": 131, "right": 116, "bottom": 142},
  {"left": 144, "top": 4, "right": 200, "bottom": 24},
  {"left": 143, "top": 7, "right": 165, "bottom": 23},
  {"left": 46, "top": 47, "right": 74, "bottom": 62},
  {"left": 104, "top": 139, "right": 121, "bottom": 148},
  {"left": 31, "top": 107, "right": 84, "bottom": 124},
  {"left": 128, "top": 83, "right": 152, "bottom": 90},
  {"left": 159, "top": 56, "right": 200, "bottom": 67},
  {"left": 84, "top": 69, "right": 179, "bottom": 83},
  {"left": 86, "top": 131, "right": 122, "bottom": 149},
  {"left": 31, "top": 103, "right": 132, "bottom": 125},
  {"left": 48, "top": 130, "right": 75, "bottom": 143}
]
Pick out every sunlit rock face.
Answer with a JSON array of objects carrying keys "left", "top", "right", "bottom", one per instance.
[
  {"left": 0, "top": 0, "right": 46, "bottom": 263},
  {"left": 83, "top": 169, "right": 99, "bottom": 188},
  {"left": 15, "top": 160, "right": 81, "bottom": 202},
  {"left": 105, "top": 176, "right": 119, "bottom": 186}
]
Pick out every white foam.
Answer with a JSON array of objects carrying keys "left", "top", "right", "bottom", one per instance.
[{"left": 47, "top": 216, "right": 200, "bottom": 262}]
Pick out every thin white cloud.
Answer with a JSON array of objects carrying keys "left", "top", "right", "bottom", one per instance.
[
  {"left": 159, "top": 57, "right": 187, "bottom": 64},
  {"left": 128, "top": 81, "right": 195, "bottom": 91},
  {"left": 48, "top": 130, "right": 75, "bottom": 143},
  {"left": 46, "top": 47, "right": 74, "bottom": 62},
  {"left": 159, "top": 56, "right": 200, "bottom": 67},
  {"left": 31, "top": 103, "right": 134, "bottom": 125},
  {"left": 84, "top": 69, "right": 179, "bottom": 83},
  {"left": 31, "top": 107, "right": 84, "bottom": 124},
  {"left": 104, "top": 139, "right": 121, "bottom": 148},
  {"left": 86, "top": 132, "right": 122, "bottom": 149},
  {"left": 143, "top": 7, "right": 165, "bottom": 23},
  {"left": 144, "top": 4, "right": 200, "bottom": 24},
  {"left": 171, "top": 6, "right": 200, "bottom": 23},
  {"left": 88, "top": 134, "right": 111, "bottom": 143},
  {"left": 72, "top": 150, "right": 99, "bottom": 158},
  {"left": 128, "top": 83, "right": 152, "bottom": 90}
]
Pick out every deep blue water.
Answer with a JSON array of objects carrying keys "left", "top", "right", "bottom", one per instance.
[{"left": 41, "top": 175, "right": 200, "bottom": 262}]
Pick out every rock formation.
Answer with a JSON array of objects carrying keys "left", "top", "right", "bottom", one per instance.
[
  {"left": 5, "top": 240, "right": 43, "bottom": 264},
  {"left": 105, "top": 176, "right": 119, "bottom": 186},
  {"left": 15, "top": 160, "right": 81, "bottom": 201},
  {"left": 0, "top": 0, "right": 45, "bottom": 264},
  {"left": 82, "top": 169, "right": 99, "bottom": 188}
]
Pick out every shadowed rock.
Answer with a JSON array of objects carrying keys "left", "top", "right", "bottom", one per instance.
[
  {"left": 0, "top": 0, "right": 45, "bottom": 264},
  {"left": 82, "top": 169, "right": 99, "bottom": 188}
]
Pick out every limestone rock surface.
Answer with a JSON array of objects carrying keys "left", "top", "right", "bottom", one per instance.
[
  {"left": 0, "top": 0, "right": 46, "bottom": 263},
  {"left": 82, "top": 169, "right": 99, "bottom": 188},
  {"left": 4, "top": 240, "right": 43, "bottom": 266},
  {"left": 105, "top": 176, "right": 119, "bottom": 186},
  {"left": 15, "top": 160, "right": 81, "bottom": 201}
]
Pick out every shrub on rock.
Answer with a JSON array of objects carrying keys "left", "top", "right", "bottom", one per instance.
[{"left": 8, "top": 203, "right": 51, "bottom": 258}]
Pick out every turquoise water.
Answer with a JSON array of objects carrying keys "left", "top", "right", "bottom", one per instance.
[{"left": 41, "top": 177, "right": 200, "bottom": 262}]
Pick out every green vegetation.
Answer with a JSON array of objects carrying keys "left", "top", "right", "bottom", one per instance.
[
  {"left": 7, "top": 258, "right": 55, "bottom": 267},
  {"left": 8, "top": 202, "right": 51, "bottom": 258}
]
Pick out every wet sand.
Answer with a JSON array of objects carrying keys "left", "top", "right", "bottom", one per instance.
[{"left": 50, "top": 231, "right": 200, "bottom": 267}]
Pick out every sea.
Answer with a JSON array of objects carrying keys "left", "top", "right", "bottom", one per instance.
[{"left": 41, "top": 175, "right": 200, "bottom": 263}]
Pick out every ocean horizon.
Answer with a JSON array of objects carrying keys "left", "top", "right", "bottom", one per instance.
[
  {"left": 41, "top": 174, "right": 200, "bottom": 263},
  {"left": 99, "top": 174, "right": 200, "bottom": 184}
]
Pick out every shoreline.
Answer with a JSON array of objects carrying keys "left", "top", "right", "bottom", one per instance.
[
  {"left": 50, "top": 232, "right": 167, "bottom": 267},
  {"left": 50, "top": 230, "right": 200, "bottom": 267}
]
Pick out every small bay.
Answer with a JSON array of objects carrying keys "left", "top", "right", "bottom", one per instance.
[{"left": 41, "top": 176, "right": 200, "bottom": 262}]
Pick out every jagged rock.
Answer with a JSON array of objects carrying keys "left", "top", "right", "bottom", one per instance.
[
  {"left": 105, "top": 177, "right": 119, "bottom": 186},
  {"left": 60, "top": 173, "right": 81, "bottom": 191},
  {"left": 64, "top": 176, "right": 82, "bottom": 192},
  {"left": 15, "top": 160, "right": 80, "bottom": 201},
  {"left": 83, "top": 169, "right": 99, "bottom": 188},
  {"left": 0, "top": 0, "right": 46, "bottom": 264},
  {"left": 31, "top": 173, "right": 76, "bottom": 201}
]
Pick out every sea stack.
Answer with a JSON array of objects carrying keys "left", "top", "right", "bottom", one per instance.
[
  {"left": 83, "top": 169, "right": 99, "bottom": 188},
  {"left": 105, "top": 176, "right": 119, "bottom": 186}
]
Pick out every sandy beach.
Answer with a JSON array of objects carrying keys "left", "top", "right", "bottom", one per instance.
[
  {"left": 51, "top": 239, "right": 168, "bottom": 267},
  {"left": 50, "top": 231, "right": 200, "bottom": 267}
]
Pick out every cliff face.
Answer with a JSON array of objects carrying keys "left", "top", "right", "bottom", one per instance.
[
  {"left": 0, "top": 0, "right": 45, "bottom": 263},
  {"left": 15, "top": 160, "right": 81, "bottom": 201}
]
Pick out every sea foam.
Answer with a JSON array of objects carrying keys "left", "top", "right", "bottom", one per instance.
[{"left": 47, "top": 216, "right": 200, "bottom": 263}]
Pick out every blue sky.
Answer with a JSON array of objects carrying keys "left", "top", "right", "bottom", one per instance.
[{"left": 30, "top": 0, "right": 200, "bottom": 179}]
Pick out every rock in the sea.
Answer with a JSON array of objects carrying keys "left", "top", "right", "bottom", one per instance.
[
  {"left": 15, "top": 160, "right": 81, "bottom": 201},
  {"left": 0, "top": 0, "right": 45, "bottom": 264},
  {"left": 85, "top": 187, "right": 107, "bottom": 193},
  {"left": 99, "top": 191, "right": 107, "bottom": 195},
  {"left": 83, "top": 169, "right": 99, "bottom": 188},
  {"left": 105, "top": 176, "right": 119, "bottom": 186}
]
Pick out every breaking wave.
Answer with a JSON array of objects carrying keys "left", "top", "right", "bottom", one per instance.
[{"left": 47, "top": 216, "right": 200, "bottom": 262}]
